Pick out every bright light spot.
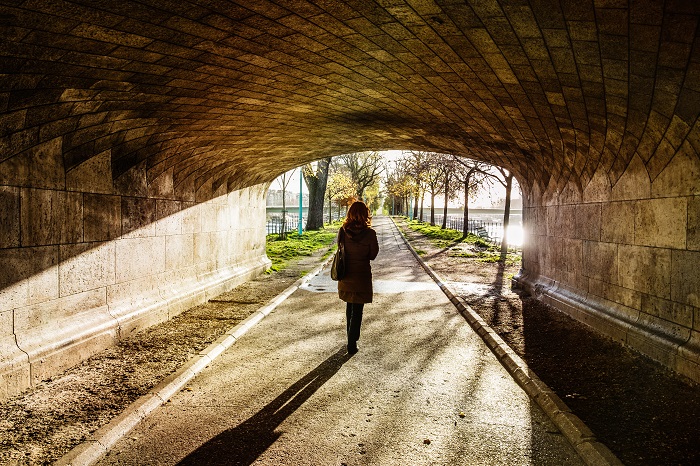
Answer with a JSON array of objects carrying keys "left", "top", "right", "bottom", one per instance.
[
  {"left": 506, "top": 225, "right": 525, "bottom": 246},
  {"left": 382, "top": 150, "right": 403, "bottom": 160}
]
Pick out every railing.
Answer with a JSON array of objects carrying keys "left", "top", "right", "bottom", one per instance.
[
  {"left": 414, "top": 212, "right": 519, "bottom": 247},
  {"left": 326, "top": 210, "right": 345, "bottom": 223},
  {"left": 266, "top": 213, "right": 304, "bottom": 235},
  {"left": 266, "top": 210, "right": 347, "bottom": 235}
]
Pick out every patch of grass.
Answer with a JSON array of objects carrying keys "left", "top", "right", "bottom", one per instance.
[
  {"left": 477, "top": 251, "right": 522, "bottom": 266},
  {"left": 406, "top": 220, "right": 499, "bottom": 250},
  {"left": 448, "top": 251, "right": 478, "bottom": 258},
  {"left": 415, "top": 249, "right": 427, "bottom": 256},
  {"left": 406, "top": 220, "right": 463, "bottom": 243},
  {"left": 404, "top": 218, "right": 523, "bottom": 266},
  {"left": 448, "top": 248, "right": 520, "bottom": 265},
  {"left": 265, "top": 228, "right": 337, "bottom": 272},
  {"left": 473, "top": 237, "right": 491, "bottom": 248}
]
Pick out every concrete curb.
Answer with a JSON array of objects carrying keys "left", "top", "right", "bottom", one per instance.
[
  {"left": 55, "top": 253, "right": 335, "bottom": 466},
  {"left": 391, "top": 218, "right": 623, "bottom": 466}
]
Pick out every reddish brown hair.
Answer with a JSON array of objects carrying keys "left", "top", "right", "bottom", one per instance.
[{"left": 343, "top": 201, "right": 371, "bottom": 228}]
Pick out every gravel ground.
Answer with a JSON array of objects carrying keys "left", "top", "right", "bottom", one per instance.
[
  {"left": 395, "top": 217, "right": 700, "bottom": 466},
  {"left": 2, "top": 220, "right": 699, "bottom": 466}
]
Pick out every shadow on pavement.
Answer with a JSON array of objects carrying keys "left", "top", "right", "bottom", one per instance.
[{"left": 177, "top": 347, "right": 352, "bottom": 466}]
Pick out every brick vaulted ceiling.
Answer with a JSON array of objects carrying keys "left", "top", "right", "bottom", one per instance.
[{"left": 1, "top": 1, "right": 699, "bottom": 200}]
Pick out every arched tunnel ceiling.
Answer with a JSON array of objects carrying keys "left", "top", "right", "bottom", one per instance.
[{"left": 1, "top": 0, "right": 699, "bottom": 200}]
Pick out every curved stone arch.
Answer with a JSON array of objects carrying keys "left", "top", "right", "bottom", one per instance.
[{"left": 2, "top": 0, "right": 700, "bottom": 399}]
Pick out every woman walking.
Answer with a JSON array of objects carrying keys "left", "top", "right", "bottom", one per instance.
[{"left": 337, "top": 201, "right": 379, "bottom": 354}]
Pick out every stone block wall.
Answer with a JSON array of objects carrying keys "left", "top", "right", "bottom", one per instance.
[
  {"left": 517, "top": 144, "right": 700, "bottom": 383},
  {"left": 0, "top": 170, "right": 270, "bottom": 401}
]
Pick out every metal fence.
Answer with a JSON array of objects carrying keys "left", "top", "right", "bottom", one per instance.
[
  {"left": 266, "top": 211, "right": 518, "bottom": 248},
  {"left": 266, "top": 213, "right": 304, "bottom": 235},
  {"left": 414, "top": 212, "right": 509, "bottom": 246},
  {"left": 325, "top": 210, "right": 345, "bottom": 224}
]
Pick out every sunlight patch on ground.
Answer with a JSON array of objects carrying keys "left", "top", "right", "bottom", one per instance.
[{"left": 301, "top": 274, "right": 438, "bottom": 293}]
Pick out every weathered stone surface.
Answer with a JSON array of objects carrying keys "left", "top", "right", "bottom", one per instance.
[
  {"left": 601, "top": 201, "right": 635, "bottom": 244},
  {"left": 0, "top": 138, "right": 64, "bottom": 190},
  {"left": 66, "top": 149, "right": 113, "bottom": 195},
  {"left": 582, "top": 168, "right": 612, "bottom": 203},
  {"left": 165, "top": 234, "right": 194, "bottom": 271},
  {"left": 61, "top": 191, "right": 83, "bottom": 244},
  {"left": 583, "top": 241, "right": 618, "bottom": 284},
  {"left": 59, "top": 242, "right": 116, "bottom": 297},
  {"left": 121, "top": 197, "right": 155, "bottom": 238},
  {"left": 689, "top": 196, "right": 700, "bottom": 251},
  {"left": 155, "top": 200, "right": 183, "bottom": 236},
  {"left": 634, "top": 198, "right": 687, "bottom": 249},
  {"left": 641, "top": 294, "right": 694, "bottom": 330},
  {"left": 611, "top": 155, "right": 651, "bottom": 201},
  {"left": 0, "top": 186, "right": 20, "bottom": 248},
  {"left": 0, "top": 246, "right": 57, "bottom": 312},
  {"left": 20, "top": 189, "right": 62, "bottom": 246},
  {"left": 83, "top": 194, "right": 121, "bottom": 242},
  {"left": 671, "top": 250, "right": 700, "bottom": 308},
  {"left": 618, "top": 245, "right": 671, "bottom": 300},
  {"left": 575, "top": 203, "right": 601, "bottom": 241},
  {"left": 651, "top": 143, "right": 700, "bottom": 198},
  {"left": 115, "top": 237, "right": 165, "bottom": 283}
]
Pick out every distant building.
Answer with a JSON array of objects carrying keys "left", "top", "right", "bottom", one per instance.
[
  {"left": 266, "top": 189, "right": 309, "bottom": 208},
  {"left": 491, "top": 196, "right": 522, "bottom": 209}
]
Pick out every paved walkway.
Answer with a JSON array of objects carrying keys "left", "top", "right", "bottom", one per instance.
[{"left": 97, "top": 217, "right": 583, "bottom": 465}]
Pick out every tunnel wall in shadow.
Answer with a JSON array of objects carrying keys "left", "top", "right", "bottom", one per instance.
[
  {"left": 516, "top": 143, "right": 700, "bottom": 383},
  {"left": 0, "top": 156, "right": 271, "bottom": 401}
]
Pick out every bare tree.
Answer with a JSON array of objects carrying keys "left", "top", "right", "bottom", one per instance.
[
  {"left": 384, "top": 158, "right": 414, "bottom": 216},
  {"left": 275, "top": 169, "right": 296, "bottom": 239},
  {"left": 492, "top": 167, "right": 514, "bottom": 261},
  {"left": 438, "top": 154, "right": 459, "bottom": 229},
  {"left": 406, "top": 151, "right": 429, "bottom": 219},
  {"left": 452, "top": 155, "right": 490, "bottom": 238},
  {"left": 302, "top": 157, "right": 331, "bottom": 230},
  {"left": 422, "top": 153, "right": 444, "bottom": 226},
  {"left": 338, "top": 151, "right": 384, "bottom": 199}
]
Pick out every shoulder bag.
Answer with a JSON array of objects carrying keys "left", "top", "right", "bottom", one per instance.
[{"left": 330, "top": 227, "right": 346, "bottom": 281}]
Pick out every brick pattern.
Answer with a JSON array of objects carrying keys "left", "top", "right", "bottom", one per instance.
[{"left": 1, "top": 0, "right": 698, "bottom": 199}]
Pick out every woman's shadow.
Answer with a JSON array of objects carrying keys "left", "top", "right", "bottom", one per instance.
[{"left": 178, "top": 347, "right": 352, "bottom": 466}]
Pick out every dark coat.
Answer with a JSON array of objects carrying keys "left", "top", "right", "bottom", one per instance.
[{"left": 337, "top": 225, "right": 379, "bottom": 304}]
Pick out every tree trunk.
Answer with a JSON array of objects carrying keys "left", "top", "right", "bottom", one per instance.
[
  {"left": 462, "top": 178, "right": 470, "bottom": 238},
  {"left": 441, "top": 172, "right": 449, "bottom": 229},
  {"left": 430, "top": 192, "right": 436, "bottom": 225},
  {"left": 500, "top": 172, "right": 513, "bottom": 261},
  {"left": 419, "top": 192, "right": 424, "bottom": 221},
  {"left": 441, "top": 194, "right": 448, "bottom": 229},
  {"left": 327, "top": 192, "right": 332, "bottom": 223},
  {"left": 413, "top": 189, "right": 419, "bottom": 219},
  {"left": 280, "top": 186, "right": 287, "bottom": 240},
  {"left": 303, "top": 158, "right": 331, "bottom": 230}
]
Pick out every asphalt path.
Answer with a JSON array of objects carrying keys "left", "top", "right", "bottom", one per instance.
[{"left": 97, "top": 216, "right": 583, "bottom": 465}]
